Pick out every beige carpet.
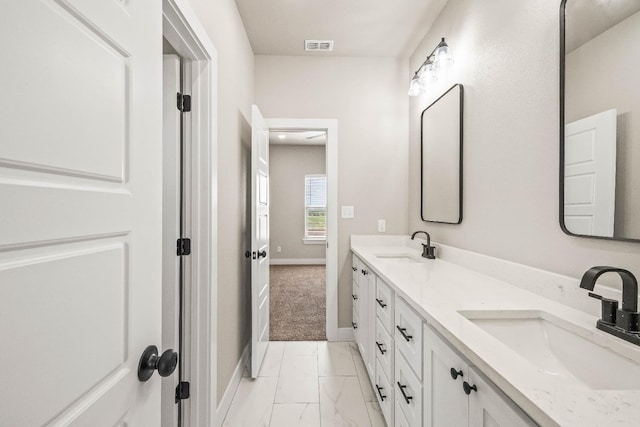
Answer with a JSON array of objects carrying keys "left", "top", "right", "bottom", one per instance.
[{"left": 270, "top": 265, "right": 326, "bottom": 341}]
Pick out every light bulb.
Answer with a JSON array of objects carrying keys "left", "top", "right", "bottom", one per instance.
[
  {"left": 418, "top": 61, "right": 437, "bottom": 85},
  {"left": 408, "top": 76, "right": 425, "bottom": 96},
  {"left": 434, "top": 41, "right": 454, "bottom": 69}
]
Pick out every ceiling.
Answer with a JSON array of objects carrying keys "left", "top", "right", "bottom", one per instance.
[
  {"left": 566, "top": 0, "right": 640, "bottom": 52},
  {"left": 234, "top": 0, "right": 449, "bottom": 57},
  {"left": 269, "top": 130, "right": 327, "bottom": 146}
]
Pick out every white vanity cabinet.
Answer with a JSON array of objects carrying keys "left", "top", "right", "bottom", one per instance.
[
  {"left": 423, "top": 326, "right": 536, "bottom": 427},
  {"left": 352, "top": 255, "right": 377, "bottom": 379}
]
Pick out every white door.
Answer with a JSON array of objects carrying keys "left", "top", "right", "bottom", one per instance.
[
  {"left": 162, "top": 54, "right": 182, "bottom": 427},
  {"left": 250, "top": 105, "right": 270, "bottom": 378},
  {"left": 0, "top": 1, "right": 162, "bottom": 425},
  {"left": 564, "top": 109, "right": 617, "bottom": 237}
]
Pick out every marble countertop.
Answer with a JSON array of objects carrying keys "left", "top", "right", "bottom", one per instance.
[{"left": 350, "top": 236, "right": 640, "bottom": 427}]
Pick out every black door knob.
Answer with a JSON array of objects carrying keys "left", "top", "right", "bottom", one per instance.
[
  {"left": 450, "top": 368, "right": 463, "bottom": 380},
  {"left": 258, "top": 250, "right": 267, "bottom": 259},
  {"left": 138, "top": 345, "right": 178, "bottom": 382}
]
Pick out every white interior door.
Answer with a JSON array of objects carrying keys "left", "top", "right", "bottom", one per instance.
[
  {"left": 564, "top": 109, "right": 617, "bottom": 237},
  {"left": 0, "top": 0, "right": 163, "bottom": 425},
  {"left": 162, "top": 54, "right": 181, "bottom": 427},
  {"left": 251, "top": 105, "right": 270, "bottom": 378}
]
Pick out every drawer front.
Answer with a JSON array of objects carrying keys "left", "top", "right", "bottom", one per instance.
[
  {"left": 375, "top": 278, "right": 394, "bottom": 335},
  {"left": 394, "top": 397, "right": 413, "bottom": 427},
  {"left": 395, "top": 349, "right": 423, "bottom": 427},
  {"left": 351, "top": 255, "right": 360, "bottom": 285},
  {"left": 352, "top": 279, "right": 361, "bottom": 315},
  {"left": 375, "top": 318, "right": 394, "bottom": 381},
  {"left": 374, "top": 360, "right": 394, "bottom": 425},
  {"left": 395, "top": 296, "right": 423, "bottom": 378}
]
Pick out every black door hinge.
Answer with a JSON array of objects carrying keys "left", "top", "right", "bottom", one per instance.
[
  {"left": 177, "top": 93, "right": 191, "bottom": 112},
  {"left": 175, "top": 381, "right": 190, "bottom": 403},
  {"left": 177, "top": 238, "right": 191, "bottom": 256}
]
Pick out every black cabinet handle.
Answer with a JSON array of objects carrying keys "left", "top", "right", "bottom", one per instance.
[
  {"left": 352, "top": 294, "right": 358, "bottom": 301},
  {"left": 397, "top": 382, "right": 413, "bottom": 404},
  {"left": 463, "top": 381, "right": 477, "bottom": 395},
  {"left": 376, "top": 298, "right": 387, "bottom": 308},
  {"left": 352, "top": 266, "right": 357, "bottom": 271},
  {"left": 396, "top": 326, "right": 413, "bottom": 342},
  {"left": 376, "top": 341, "right": 386, "bottom": 355},
  {"left": 376, "top": 385, "right": 386, "bottom": 401},
  {"left": 450, "top": 368, "right": 463, "bottom": 380},
  {"left": 257, "top": 250, "right": 267, "bottom": 258},
  {"left": 352, "top": 322, "right": 358, "bottom": 329},
  {"left": 361, "top": 269, "right": 368, "bottom": 275}
]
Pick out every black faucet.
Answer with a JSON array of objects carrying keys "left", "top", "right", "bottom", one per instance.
[
  {"left": 411, "top": 231, "right": 436, "bottom": 259},
  {"left": 580, "top": 266, "right": 639, "bottom": 346}
]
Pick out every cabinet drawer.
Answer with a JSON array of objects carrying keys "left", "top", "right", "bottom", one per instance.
[
  {"left": 374, "top": 360, "right": 394, "bottom": 425},
  {"left": 394, "top": 398, "right": 413, "bottom": 427},
  {"left": 351, "top": 279, "right": 361, "bottom": 315},
  {"left": 375, "top": 278, "right": 394, "bottom": 335},
  {"left": 395, "top": 296, "right": 423, "bottom": 378},
  {"left": 395, "top": 349, "right": 423, "bottom": 427},
  {"left": 375, "top": 318, "right": 394, "bottom": 381}
]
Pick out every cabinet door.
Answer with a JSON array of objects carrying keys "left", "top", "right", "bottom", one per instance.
[
  {"left": 376, "top": 278, "right": 395, "bottom": 335},
  {"left": 395, "top": 296, "right": 423, "bottom": 378},
  {"left": 365, "top": 270, "right": 377, "bottom": 378},
  {"left": 352, "top": 254, "right": 361, "bottom": 285},
  {"left": 424, "top": 326, "right": 468, "bottom": 427},
  {"left": 468, "top": 368, "right": 537, "bottom": 427}
]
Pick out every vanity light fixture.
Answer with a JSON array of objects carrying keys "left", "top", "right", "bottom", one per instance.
[
  {"left": 408, "top": 37, "right": 454, "bottom": 96},
  {"left": 278, "top": 134, "right": 286, "bottom": 140}
]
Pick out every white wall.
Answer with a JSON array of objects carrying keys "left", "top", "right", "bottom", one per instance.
[
  {"left": 408, "top": 0, "right": 640, "bottom": 286},
  {"left": 565, "top": 10, "right": 640, "bottom": 239},
  {"left": 255, "top": 55, "right": 409, "bottom": 327},
  {"left": 270, "top": 145, "right": 326, "bottom": 261},
  {"left": 187, "top": 0, "right": 254, "bottom": 404}
]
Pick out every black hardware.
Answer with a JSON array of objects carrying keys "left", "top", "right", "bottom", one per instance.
[
  {"left": 450, "top": 368, "right": 463, "bottom": 380},
  {"left": 175, "top": 381, "right": 190, "bottom": 403},
  {"left": 397, "top": 382, "right": 413, "bottom": 404},
  {"left": 257, "top": 250, "right": 267, "bottom": 259},
  {"left": 463, "top": 381, "right": 477, "bottom": 395},
  {"left": 376, "top": 385, "right": 387, "bottom": 401},
  {"left": 376, "top": 341, "right": 386, "bottom": 355},
  {"left": 176, "top": 238, "right": 191, "bottom": 256},
  {"left": 352, "top": 294, "right": 358, "bottom": 301},
  {"left": 352, "top": 266, "right": 357, "bottom": 272},
  {"left": 138, "top": 345, "right": 178, "bottom": 382},
  {"left": 376, "top": 298, "right": 387, "bottom": 308},
  {"left": 244, "top": 251, "right": 252, "bottom": 258},
  {"left": 177, "top": 93, "right": 191, "bottom": 112},
  {"left": 396, "top": 326, "right": 413, "bottom": 342},
  {"left": 361, "top": 269, "right": 368, "bottom": 275},
  {"left": 352, "top": 322, "right": 358, "bottom": 329},
  {"left": 410, "top": 231, "right": 436, "bottom": 259},
  {"left": 580, "top": 267, "right": 640, "bottom": 344}
]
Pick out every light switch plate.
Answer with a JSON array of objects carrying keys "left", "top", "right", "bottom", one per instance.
[
  {"left": 341, "top": 206, "right": 354, "bottom": 219},
  {"left": 378, "top": 219, "right": 386, "bottom": 233}
]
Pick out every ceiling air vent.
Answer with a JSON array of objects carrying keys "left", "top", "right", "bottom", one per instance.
[{"left": 304, "top": 40, "right": 334, "bottom": 52}]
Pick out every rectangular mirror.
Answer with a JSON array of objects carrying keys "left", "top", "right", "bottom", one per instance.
[
  {"left": 561, "top": 0, "right": 640, "bottom": 241},
  {"left": 421, "top": 83, "right": 463, "bottom": 224}
]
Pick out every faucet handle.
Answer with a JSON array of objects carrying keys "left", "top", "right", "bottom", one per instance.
[{"left": 588, "top": 292, "right": 618, "bottom": 326}]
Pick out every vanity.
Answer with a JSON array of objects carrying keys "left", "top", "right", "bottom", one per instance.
[{"left": 350, "top": 235, "right": 640, "bottom": 427}]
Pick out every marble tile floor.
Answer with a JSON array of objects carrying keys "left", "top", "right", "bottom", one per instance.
[{"left": 222, "top": 341, "right": 387, "bottom": 427}]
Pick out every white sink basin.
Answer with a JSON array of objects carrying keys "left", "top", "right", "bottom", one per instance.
[
  {"left": 460, "top": 310, "right": 640, "bottom": 390},
  {"left": 375, "top": 254, "right": 420, "bottom": 264}
]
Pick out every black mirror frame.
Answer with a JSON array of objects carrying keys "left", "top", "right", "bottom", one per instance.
[
  {"left": 420, "top": 83, "right": 464, "bottom": 225},
  {"left": 559, "top": 0, "right": 640, "bottom": 243}
]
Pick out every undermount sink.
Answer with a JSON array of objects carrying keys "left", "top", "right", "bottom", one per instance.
[
  {"left": 459, "top": 310, "right": 640, "bottom": 390},
  {"left": 375, "top": 254, "right": 420, "bottom": 264}
]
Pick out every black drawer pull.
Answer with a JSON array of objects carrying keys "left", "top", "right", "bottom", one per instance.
[
  {"left": 352, "top": 266, "right": 357, "bottom": 271},
  {"left": 450, "top": 368, "right": 463, "bottom": 380},
  {"left": 352, "top": 294, "right": 358, "bottom": 301},
  {"left": 376, "top": 298, "right": 387, "bottom": 308},
  {"left": 352, "top": 322, "right": 358, "bottom": 330},
  {"left": 463, "top": 381, "right": 477, "bottom": 395},
  {"left": 376, "top": 385, "right": 386, "bottom": 401},
  {"left": 396, "top": 326, "right": 413, "bottom": 342},
  {"left": 397, "top": 382, "right": 413, "bottom": 404},
  {"left": 376, "top": 341, "right": 386, "bottom": 355}
]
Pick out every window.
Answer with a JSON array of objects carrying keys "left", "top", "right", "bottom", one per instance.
[{"left": 304, "top": 174, "right": 327, "bottom": 241}]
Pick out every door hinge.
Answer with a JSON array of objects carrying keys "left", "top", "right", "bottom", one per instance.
[
  {"left": 177, "top": 92, "right": 191, "bottom": 112},
  {"left": 176, "top": 238, "right": 191, "bottom": 256},
  {"left": 175, "top": 381, "right": 190, "bottom": 402}
]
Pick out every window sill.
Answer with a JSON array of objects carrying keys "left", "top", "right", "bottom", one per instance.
[{"left": 303, "top": 238, "right": 326, "bottom": 245}]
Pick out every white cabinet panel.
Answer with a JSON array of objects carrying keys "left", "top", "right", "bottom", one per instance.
[
  {"left": 374, "top": 360, "right": 394, "bottom": 425},
  {"left": 395, "top": 349, "right": 423, "bottom": 427},
  {"left": 375, "top": 318, "right": 394, "bottom": 381},
  {"left": 395, "top": 398, "right": 413, "bottom": 427},
  {"left": 468, "top": 368, "right": 536, "bottom": 427},
  {"left": 376, "top": 278, "right": 395, "bottom": 335},
  {"left": 395, "top": 296, "right": 423, "bottom": 378}
]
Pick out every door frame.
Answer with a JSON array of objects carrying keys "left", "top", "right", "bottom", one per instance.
[
  {"left": 266, "top": 118, "right": 339, "bottom": 341},
  {"left": 163, "top": 1, "right": 218, "bottom": 426}
]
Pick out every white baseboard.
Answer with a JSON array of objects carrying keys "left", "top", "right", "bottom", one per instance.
[
  {"left": 337, "top": 327, "right": 355, "bottom": 341},
  {"left": 270, "top": 258, "right": 326, "bottom": 265},
  {"left": 215, "top": 343, "right": 250, "bottom": 427}
]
